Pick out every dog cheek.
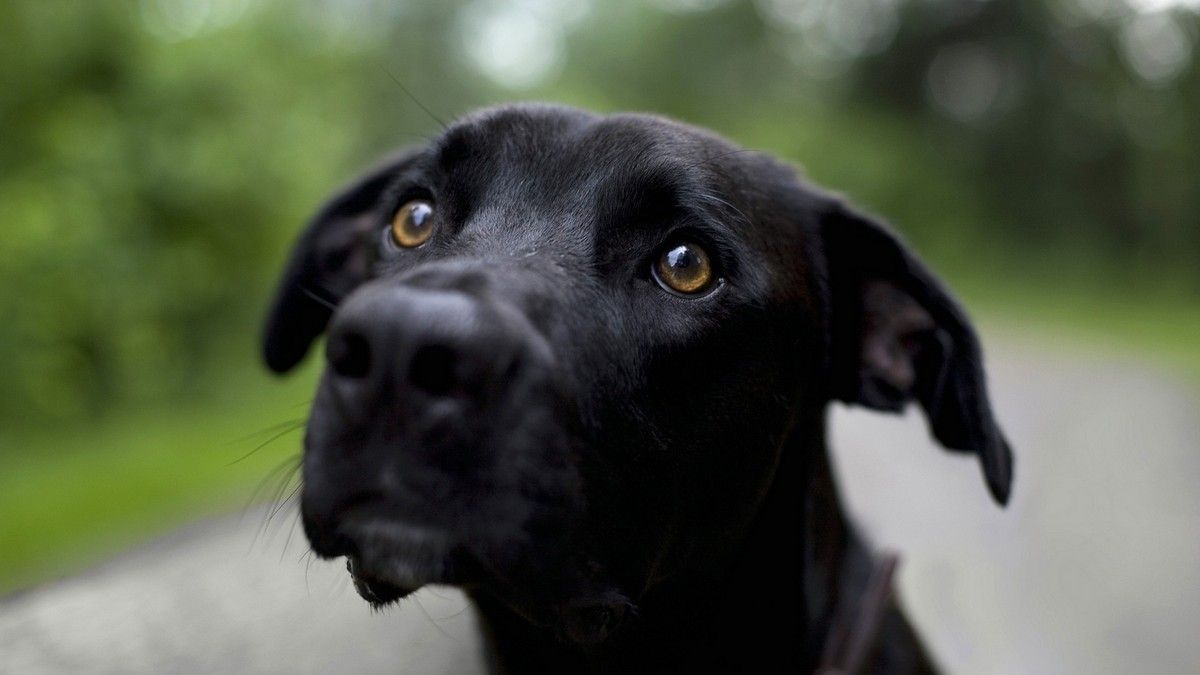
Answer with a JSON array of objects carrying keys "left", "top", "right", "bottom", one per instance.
[{"left": 471, "top": 388, "right": 588, "bottom": 569}]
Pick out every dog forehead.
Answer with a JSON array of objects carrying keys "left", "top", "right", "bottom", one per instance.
[
  {"left": 442, "top": 107, "right": 768, "bottom": 216},
  {"left": 435, "top": 105, "right": 740, "bottom": 185},
  {"left": 429, "top": 104, "right": 821, "bottom": 286}
]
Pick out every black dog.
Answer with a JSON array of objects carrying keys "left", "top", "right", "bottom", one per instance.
[{"left": 263, "top": 104, "right": 1012, "bottom": 674}]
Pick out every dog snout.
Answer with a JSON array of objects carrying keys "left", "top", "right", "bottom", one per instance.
[
  {"left": 324, "top": 282, "right": 524, "bottom": 406},
  {"left": 301, "top": 263, "right": 580, "bottom": 580}
]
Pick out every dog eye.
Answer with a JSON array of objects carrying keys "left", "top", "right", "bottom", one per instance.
[
  {"left": 391, "top": 199, "right": 435, "bottom": 248},
  {"left": 653, "top": 242, "right": 715, "bottom": 296}
]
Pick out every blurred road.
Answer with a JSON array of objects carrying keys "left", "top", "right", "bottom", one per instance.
[{"left": 2, "top": 334, "right": 1198, "bottom": 674}]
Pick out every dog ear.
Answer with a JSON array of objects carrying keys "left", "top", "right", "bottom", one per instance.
[
  {"left": 262, "top": 150, "right": 420, "bottom": 373},
  {"left": 821, "top": 201, "right": 1014, "bottom": 505}
]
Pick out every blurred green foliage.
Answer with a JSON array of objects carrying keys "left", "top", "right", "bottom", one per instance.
[
  {"left": 1, "top": 0, "right": 1197, "bottom": 428},
  {"left": 0, "top": 361, "right": 315, "bottom": 593}
]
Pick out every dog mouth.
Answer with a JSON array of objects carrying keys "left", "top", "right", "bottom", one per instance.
[
  {"left": 309, "top": 495, "right": 638, "bottom": 645},
  {"left": 346, "top": 556, "right": 417, "bottom": 605},
  {"left": 334, "top": 518, "right": 485, "bottom": 607}
]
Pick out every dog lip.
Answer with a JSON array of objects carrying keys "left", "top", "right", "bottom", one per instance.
[
  {"left": 347, "top": 556, "right": 418, "bottom": 605},
  {"left": 337, "top": 517, "right": 480, "bottom": 604},
  {"left": 340, "top": 516, "right": 452, "bottom": 548}
]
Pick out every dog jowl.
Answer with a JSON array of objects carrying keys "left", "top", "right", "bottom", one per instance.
[{"left": 262, "top": 104, "right": 1012, "bottom": 673}]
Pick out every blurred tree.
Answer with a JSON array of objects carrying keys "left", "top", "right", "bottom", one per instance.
[{"left": 848, "top": 0, "right": 1200, "bottom": 277}]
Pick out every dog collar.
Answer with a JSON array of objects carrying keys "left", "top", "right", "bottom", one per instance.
[{"left": 816, "top": 552, "right": 901, "bottom": 674}]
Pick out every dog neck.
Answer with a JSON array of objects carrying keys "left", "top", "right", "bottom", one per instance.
[{"left": 471, "top": 410, "right": 868, "bottom": 673}]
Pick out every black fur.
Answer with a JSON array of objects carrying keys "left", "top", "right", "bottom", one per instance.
[{"left": 263, "top": 104, "right": 1013, "bottom": 673}]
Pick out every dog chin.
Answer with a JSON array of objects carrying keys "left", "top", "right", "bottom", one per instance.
[
  {"left": 339, "top": 524, "right": 635, "bottom": 645},
  {"left": 346, "top": 556, "right": 419, "bottom": 606},
  {"left": 335, "top": 518, "right": 480, "bottom": 607}
]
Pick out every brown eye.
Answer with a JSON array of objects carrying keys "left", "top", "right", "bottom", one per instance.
[
  {"left": 390, "top": 199, "right": 435, "bottom": 248},
  {"left": 654, "top": 242, "right": 715, "bottom": 295}
]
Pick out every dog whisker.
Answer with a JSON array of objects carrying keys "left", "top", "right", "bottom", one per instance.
[
  {"left": 241, "top": 455, "right": 301, "bottom": 519},
  {"left": 261, "top": 480, "right": 303, "bottom": 545},
  {"left": 280, "top": 510, "right": 301, "bottom": 563},
  {"left": 225, "top": 417, "right": 306, "bottom": 446},
  {"left": 412, "top": 594, "right": 458, "bottom": 642},
  {"left": 242, "top": 455, "right": 302, "bottom": 553},
  {"left": 226, "top": 421, "right": 305, "bottom": 466},
  {"left": 695, "top": 190, "right": 752, "bottom": 230},
  {"left": 294, "top": 548, "right": 317, "bottom": 595},
  {"left": 300, "top": 285, "right": 341, "bottom": 311},
  {"left": 379, "top": 65, "right": 446, "bottom": 130}
]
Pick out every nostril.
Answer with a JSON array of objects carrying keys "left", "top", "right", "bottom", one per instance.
[
  {"left": 329, "top": 331, "right": 372, "bottom": 379},
  {"left": 409, "top": 344, "right": 459, "bottom": 397}
]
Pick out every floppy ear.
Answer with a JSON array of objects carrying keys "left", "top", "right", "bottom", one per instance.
[
  {"left": 262, "top": 150, "right": 420, "bottom": 373},
  {"left": 821, "top": 201, "right": 1014, "bottom": 505}
]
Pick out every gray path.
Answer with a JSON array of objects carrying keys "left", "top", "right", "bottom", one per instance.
[
  {"left": 834, "top": 336, "right": 1200, "bottom": 674},
  {"left": 2, "top": 334, "right": 1199, "bottom": 674},
  {"left": 0, "top": 513, "right": 485, "bottom": 675}
]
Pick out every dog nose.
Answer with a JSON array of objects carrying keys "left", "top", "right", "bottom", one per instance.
[
  {"left": 324, "top": 283, "right": 512, "bottom": 403},
  {"left": 329, "top": 327, "right": 469, "bottom": 399}
]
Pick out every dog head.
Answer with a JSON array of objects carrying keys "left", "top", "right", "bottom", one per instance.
[{"left": 263, "top": 104, "right": 1012, "bottom": 644}]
